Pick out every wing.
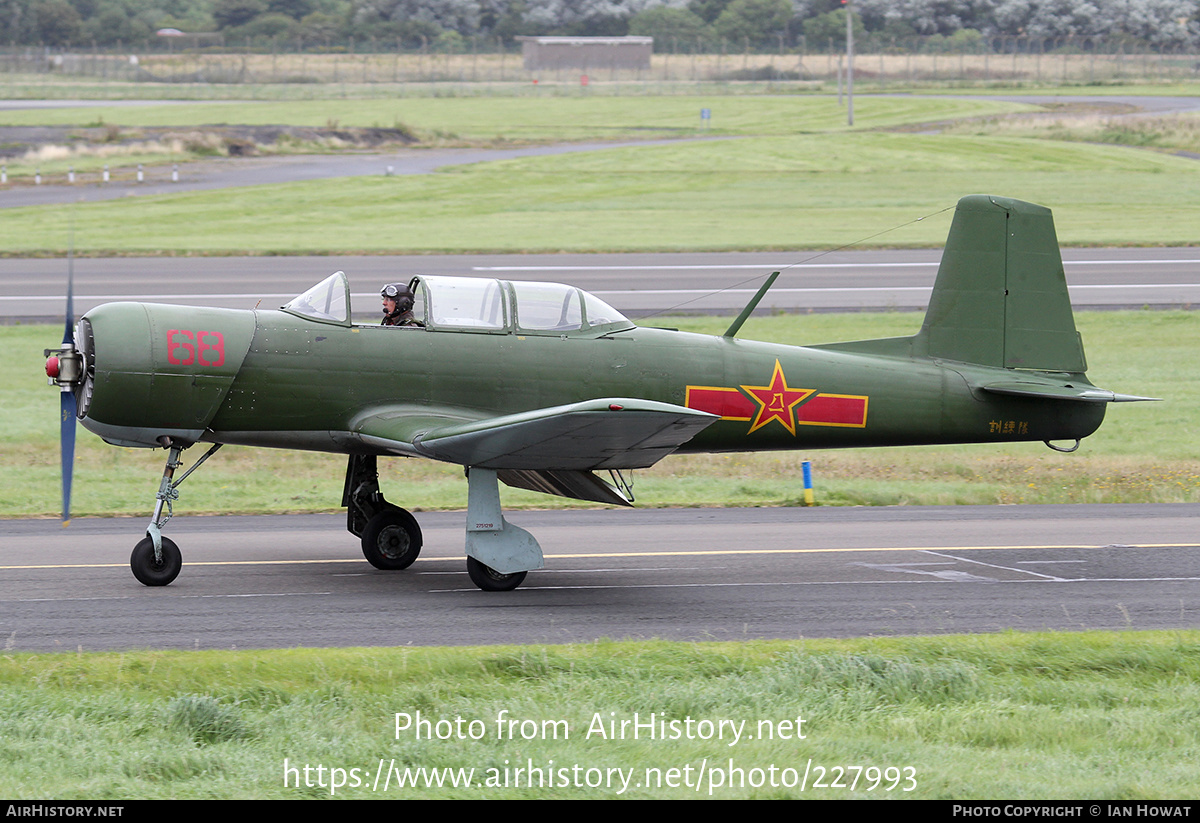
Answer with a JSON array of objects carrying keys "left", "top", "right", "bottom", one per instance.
[
  {"left": 350, "top": 398, "right": 718, "bottom": 505},
  {"left": 413, "top": 398, "right": 718, "bottom": 470}
]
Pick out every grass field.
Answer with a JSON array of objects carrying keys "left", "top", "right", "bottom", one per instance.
[
  {"left": 2, "top": 92, "right": 1198, "bottom": 254},
  {"left": 0, "top": 94, "right": 1029, "bottom": 135},
  {"left": 6, "top": 132, "right": 1200, "bottom": 255},
  {"left": 5, "top": 311, "right": 1196, "bottom": 519},
  {"left": 0, "top": 94, "right": 1035, "bottom": 191},
  {"left": 3, "top": 632, "right": 1199, "bottom": 798}
]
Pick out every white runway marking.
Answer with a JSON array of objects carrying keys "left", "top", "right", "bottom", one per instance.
[
  {"left": 921, "top": 550, "right": 1068, "bottom": 581},
  {"left": 8, "top": 282, "right": 1197, "bottom": 304},
  {"left": 472, "top": 259, "right": 1200, "bottom": 272}
]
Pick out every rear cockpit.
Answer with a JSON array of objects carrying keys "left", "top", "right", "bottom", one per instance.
[{"left": 282, "top": 271, "right": 634, "bottom": 336}]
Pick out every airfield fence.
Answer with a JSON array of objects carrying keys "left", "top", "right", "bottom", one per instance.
[{"left": 3, "top": 36, "right": 1198, "bottom": 90}]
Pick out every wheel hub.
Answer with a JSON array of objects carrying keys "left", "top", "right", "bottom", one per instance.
[{"left": 379, "top": 526, "right": 410, "bottom": 559}]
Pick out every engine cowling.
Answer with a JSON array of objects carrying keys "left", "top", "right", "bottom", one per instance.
[{"left": 76, "top": 302, "right": 257, "bottom": 448}]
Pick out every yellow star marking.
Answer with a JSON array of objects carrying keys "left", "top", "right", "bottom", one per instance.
[{"left": 741, "top": 360, "right": 813, "bottom": 436}]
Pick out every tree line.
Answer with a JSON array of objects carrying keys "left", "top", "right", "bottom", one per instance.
[{"left": 5, "top": 0, "right": 1197, "bottom": 51}]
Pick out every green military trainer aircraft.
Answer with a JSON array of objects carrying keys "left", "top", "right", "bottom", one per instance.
[{"left": 45, "top": 195, "right": 1153, "bottom": 591}]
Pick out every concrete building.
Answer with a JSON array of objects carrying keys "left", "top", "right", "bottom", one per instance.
[{"left": 516, "top": 36, "right": 654, "bottom": 72}]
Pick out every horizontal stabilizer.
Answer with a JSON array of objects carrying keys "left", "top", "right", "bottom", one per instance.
[{"left": 981, "top": 382, "right": 1159, "bottom": 404}]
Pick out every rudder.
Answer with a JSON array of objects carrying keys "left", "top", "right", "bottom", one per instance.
[{"left": 917, "top": 195, "right": 1087, "bottom": 372}]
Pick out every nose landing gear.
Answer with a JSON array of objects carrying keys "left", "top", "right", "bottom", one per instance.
[{"left": 131, "top": 440, "right": 223, "bottom": 586}]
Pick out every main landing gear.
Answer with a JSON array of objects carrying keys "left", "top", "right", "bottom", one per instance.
[
  {"left": 466, "top": 556, "right": 526, "bottom": 592},
  {"left": 361, "top": 509, "right": 422, "bottom": 570},
  {"left": 343, "top": 456, "right": 542, "bottom": 591},
  {"left": 343, "top": 454, "right": 423, "bottom": 571}
]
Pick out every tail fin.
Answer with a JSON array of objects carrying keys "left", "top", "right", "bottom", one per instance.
[{"left": 916, "top": 195, "right": 1086, "bottom": 372}]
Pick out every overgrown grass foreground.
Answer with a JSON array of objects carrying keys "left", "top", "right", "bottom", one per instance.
[{"left": 2, "top": 632, "right": 1197, "bottom": 798}]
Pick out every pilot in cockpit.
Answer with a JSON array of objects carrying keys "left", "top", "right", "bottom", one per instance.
[{"left": 380, "top": 283, "right": 423, "bottom": 327}]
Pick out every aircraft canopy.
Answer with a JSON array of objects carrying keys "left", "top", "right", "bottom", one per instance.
[
  {"left": 282, "top": 272, "right": 634, "bottom": 335},
  {"left": 412, "top": 275, "right": 634, "bottom": 335}
]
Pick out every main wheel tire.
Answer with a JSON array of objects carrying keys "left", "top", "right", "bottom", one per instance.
[
  {"left": 466, "top": 556, "right": 527, "bottom": 592},
  {"left": 361, "top": 509, "right": 422, "bottom": 570},
  {"left": 130, "top": 536, "right": 182, "bottom": 586}
]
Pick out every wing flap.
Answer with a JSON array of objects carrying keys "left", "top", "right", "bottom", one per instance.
[{"left": 497, "top": 468, "right": 634, "bottom": 507}]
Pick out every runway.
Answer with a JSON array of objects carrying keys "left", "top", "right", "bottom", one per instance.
[
  {"left": 3, "top": 247, "right": 1199, "bottom": 320},
  {"left": 2, "top": 504, "right": 1198, "bottom": 651}
]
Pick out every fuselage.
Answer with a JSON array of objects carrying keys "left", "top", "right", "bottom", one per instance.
[{"left": 77, "top": 300, "right": 1105, "bottom": 457}]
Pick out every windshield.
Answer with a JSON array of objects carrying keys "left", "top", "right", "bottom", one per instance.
[
  {"left": 281, "top": 271, "right": 349, "bottom": 325},
  {"left": 580, "top": 290, "right": 629, "bottom": 330}
]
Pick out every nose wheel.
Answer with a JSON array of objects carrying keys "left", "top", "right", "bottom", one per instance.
[{"left": 130, "top": 536, "right": 182, "bottom": 586}]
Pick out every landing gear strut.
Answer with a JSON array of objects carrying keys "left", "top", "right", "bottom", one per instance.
[
  {"left": 343, "top": 455, "right": 423, "bottom": 570},
  {"left": 131, "top": 439, "right": 222, "bottom": 586},
  {"left": 463, "top": 467, "right": 541, "bottom": 592}
]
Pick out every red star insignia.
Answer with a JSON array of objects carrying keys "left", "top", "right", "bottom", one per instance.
[{"left": 741, "top": 360, "right": 813, "bottom": 436}]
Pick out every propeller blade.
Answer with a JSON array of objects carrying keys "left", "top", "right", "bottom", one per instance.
[
  {"left": 63, "top": 232, "right": 75, "bottom": 347},
  {"left": 60, "top": 223, "right": 76, "bottom": 524},
  {"left": 60, "top": 390, "right": 76, "bottom": 525},
  {"left": 58, "top": 215, "right": 76, "bottom": 525}
]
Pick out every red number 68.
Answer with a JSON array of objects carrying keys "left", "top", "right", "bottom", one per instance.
[{"left": 168, "top": 329, "right": 225, "bottom": 367}]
